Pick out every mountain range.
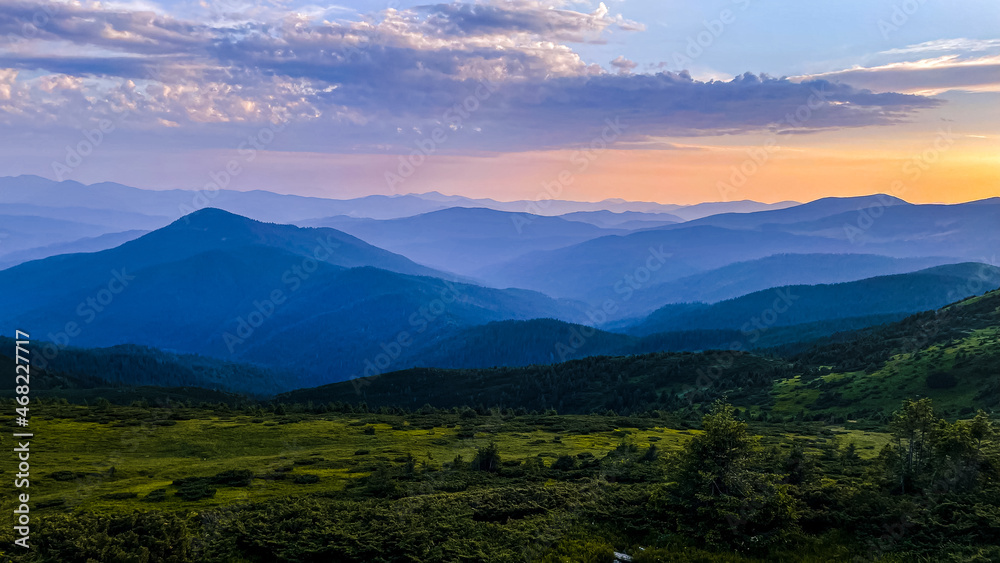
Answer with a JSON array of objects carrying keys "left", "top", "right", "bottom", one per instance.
[
  {"left": 276, "top": 286, "right": 1000, "bottom": 418},
  {"left": 480, "top": 196, "right": 1000, "bottom": 301},
  {"left": 0, "top": 175, "right": 797, "bottom": 269},
  {"left": 1, "top": 178, "right": 998, "bottom": 392}
]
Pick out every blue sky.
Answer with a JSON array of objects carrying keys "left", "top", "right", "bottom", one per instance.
[{"left": 0, "top": 0, "right": 996, "bottom": 203}]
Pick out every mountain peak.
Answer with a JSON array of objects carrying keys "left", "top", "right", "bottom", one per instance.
[
  {"left": 173, "top": 207, "right": 257, "bottom": 227},
  {"left": 808, "top": 194, "right": 911, "bottom": 206}
]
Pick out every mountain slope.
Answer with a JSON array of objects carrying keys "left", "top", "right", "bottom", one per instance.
[
  {"left": 478, "top": 226, "right": 862, "bottom": 299},
  {"left": 626, "top": 263, "right": 1000, "bottom": 336},
  {"left": 558, "top": 210, "right": 683, "bottom": 228},
  {"left": 0, "top": 175, "right": 796, "bottom": 224},
  {"left": 480, "top": 197, "right": 1000, "bottom": 300},
  {"left": 0, "top": 208, "right": 447, "bottom": 319},
  {"left": 602, "top": 253, "right": 961, "bottom": 318},
  {"left": 299, "top": 207, "right": 624, "bottom": 276},
  {"left": 768, "top": 202, "right": 1000, "bottom": 260},
  {"left": 0, "top": 203, "right": 171, "bottom": 231},
  {"left": 278, "top": 288, "right": 1000, "bottom": 417},
  {"left": 0, "top": 336, "right": 289, "bottom": 397},
  {"left": 0, "top": 211, "right": 587, "bottom": 387},
  {"left": 0, "top": 230, "right": 149, "bottom": 270},
  {"left": 770, "top": 287, "right": 1000, "bottom": 418},
  {"left": 0, "top": 214, "right": 112, "bottom": 254},
  {"left": 663, "top": 194, "right": 910, "bottom": 231}
]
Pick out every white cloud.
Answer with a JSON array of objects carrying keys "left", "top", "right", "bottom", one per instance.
[
  {"left": 881, "top": 38, "right": 1000, "bottom": 56},
  {"left": 796, "top": 55, "right": 1000, "bottom": 95}
]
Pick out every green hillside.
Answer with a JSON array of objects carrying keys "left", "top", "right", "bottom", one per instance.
[
  {"left": 773, "top": 288, "right": 1000, "bottom": 419},
  {"left": 278, "top": 288, "right": 1000, "bottom": 423}
]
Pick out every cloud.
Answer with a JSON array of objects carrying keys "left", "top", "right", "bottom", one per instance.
[
  {"left": 610, "top": 55, "right": 637, "bottom": 75},
  {"left": 459, "top": 72, "right": 939, "bottom": 150},
  {"left": 880, "top": 38, "right": 1000, "bottom": 56},
  {"left": 0, "top": 1, "right": 211, "bottom": 55},
  {"left": 796, "top": 55, "right": 1000, "bottom": 95},
  {"left": 419, "top": 1, "right": 642, "bottom": 42},
  {"left": 0, "top": 0, "right": 941, "bottom": 153}
]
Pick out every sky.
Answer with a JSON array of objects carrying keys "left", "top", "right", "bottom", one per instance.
[{"left": 0, "top": 0, "right": 997, "bottom": 204}]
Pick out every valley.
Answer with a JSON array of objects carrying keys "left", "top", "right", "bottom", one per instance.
[{"left": 1, "top": 177, "right": 998, "bottom": 562}]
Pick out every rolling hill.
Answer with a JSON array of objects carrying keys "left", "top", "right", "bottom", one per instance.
[
  {"left": 478, "top": 225, "right": 872, "bottom": 299},
  {"left": 299, "top": 207, "right": 625, "bottom": 276},
  {"left": 479, "top": 196, "right": 1000, "bottom": 301},
  {"left": 771, "top": 287, "right": 1000, "bottom": 418},
  {"left": 0, "top": 209, "right": 587, "bottom": 387},
  {"left": 277, "top": 286, "right": 1000, "bottom": 418},
  {"left": 557, "top": 210, "right": 683, "bottom": 228},
  {"left": 625, "top": 263, "right": 1000, "bottom": 336},
  {"left": 600, "top": 253, "right": 961, "bottom": 318}
]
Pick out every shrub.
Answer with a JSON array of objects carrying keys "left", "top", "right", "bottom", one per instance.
[
  {"left": 471, "top": 442, "right": 502, "bottom": 473},
  {"left": 212, "top": 469, "right": 254, "bottom": 487},
  {"left": 175, "top": 480, "right": 216, "bottom": 501},
  {"left": 539, "top": 538, "right": 615, "bottom": 563},
  {"left": 31, "top": 511, "right": 193, "bottom": 562},
  {"left": 553, "top": 454, "right": 578, "bottom": 471},
  {"left": 926, "top": 371, "right": 958, "bottom": 389}
]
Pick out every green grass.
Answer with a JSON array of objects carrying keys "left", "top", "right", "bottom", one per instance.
[
  {"left": 1, "top": 408, "right": 698, "bottom": 516},
  {"left": 771, "top": 328, "right": 999, "bottom": 418}
]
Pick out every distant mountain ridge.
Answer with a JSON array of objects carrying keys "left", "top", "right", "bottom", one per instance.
[
  {"left": 624, "top": 263, "right": 1000, "bottom": 336},
  {"left": 481, "top": 196, "right": 1000, "bottom": 301},
  {"left": 603, "top": 253, "right": 964, "bottom": 318},
  {"left": 0, "top": 209, "right": 590, "bottom": 386},
  {"left": 2, "top": 207, "right": 994, "bottom": 392},
  {"left": 3, "top": 189, "right": 999, "bottom": 393},
  {"left": 0, "top": 175, "right": 795, "bottom": 223},
  {"left": 0, "top": 175, "right": 797, "bottom": 269},
  {"left": 300, "top": 207, "right": 628, "bottom": 276}
]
